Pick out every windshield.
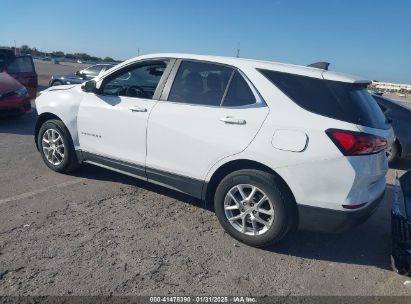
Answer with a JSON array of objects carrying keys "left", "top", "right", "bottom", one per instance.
[{"left": 7, "top": 56, "right": 34, "bottom": 73}]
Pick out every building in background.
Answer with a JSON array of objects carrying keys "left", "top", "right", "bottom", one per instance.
[{"left": 370, "top": 81, "right": 411, "bottom": 95}]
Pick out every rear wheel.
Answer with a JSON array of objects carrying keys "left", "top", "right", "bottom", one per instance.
[
  {"left": 37, "top": 119, "right": 80, "bottom": 173},
  {"left": 214, "top": 169, "right": 294, "bottom": 247}
]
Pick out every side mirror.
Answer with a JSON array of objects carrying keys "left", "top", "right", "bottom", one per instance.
[
  {"left": 81, "top": 80, "right": 97, "bottom": 93},
  {"left": 75, "top": 71, "right": 81, "bottom": 76}
]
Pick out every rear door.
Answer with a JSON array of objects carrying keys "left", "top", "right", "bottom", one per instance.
[
  {"left": 7, "top": 55, "right": 38, "bottom": 99},
  {"left": 146, "top": 60, "right": 269, "bottom": 197}
]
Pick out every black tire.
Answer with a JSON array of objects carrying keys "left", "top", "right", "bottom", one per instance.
[
  {"left": 391, "top": 254, "right": 408, "bottom": 275},
  {"left": 37, "top": 119, "right": 80, "bottom": 173},
  {"left": 214, "top": 169, "right": 294, "bottom": 247},
  {"left": 52, "top": 80, "right": 63, "bottom": 86},
  {"left": 387, "top": 141, "right": 399, "bottom": 164}
]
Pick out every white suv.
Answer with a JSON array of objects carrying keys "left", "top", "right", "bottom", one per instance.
[{"left": 35, "top": 54, "right": 394, "bottom": 247}]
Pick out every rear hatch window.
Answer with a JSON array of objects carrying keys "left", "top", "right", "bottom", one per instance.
[
  {"left": 259, "top": 69, "right": 389, "bottom": 130},
  {"left": 7, "top": 56, "right": 35, "bottom": 74}
]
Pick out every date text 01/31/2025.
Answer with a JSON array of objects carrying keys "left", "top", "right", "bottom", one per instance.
[{"left": 149, "top": 296, "right": 257, "bottom": 303}]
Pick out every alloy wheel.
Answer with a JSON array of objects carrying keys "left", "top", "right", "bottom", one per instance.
[
  {"left": 41, "top": 128, "right": 65, "bottom": 166},
  {"left": 224, "top": 184, "right": 274, "bottom": 236}
]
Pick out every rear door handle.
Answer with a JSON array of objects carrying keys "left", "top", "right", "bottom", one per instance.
[
  {"left": 130, "top": 106, "right": 147, "bottom": 113},
  {"left": 220, "top": 116, "right": 246, "bottom": 125}
]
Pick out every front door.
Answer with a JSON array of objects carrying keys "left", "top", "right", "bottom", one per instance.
[{"left": 77, "top": 60, "right": 172, "bottom": 171}]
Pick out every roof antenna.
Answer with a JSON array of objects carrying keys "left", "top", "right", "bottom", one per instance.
[{"left": 236, "top": 42, "right": 240, "bottom": 58}]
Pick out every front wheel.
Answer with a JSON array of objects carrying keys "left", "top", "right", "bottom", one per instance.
[
  {"left": 214, "top": 169, "right": 294, "bottom": 247},
  {"left": 37, "top": 119, "right": 80, "bottom": 173},
  {"left": 52, "top": 80, "right": 63, "bottom": 86}
]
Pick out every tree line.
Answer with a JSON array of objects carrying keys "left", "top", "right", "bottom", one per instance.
[{"left": 2, "top": 45, "right": 118, "bottom": 63}]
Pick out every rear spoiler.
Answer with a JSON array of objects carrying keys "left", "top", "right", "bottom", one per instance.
[
  {"left": 307, "top": 62, "right": 330, "bottom": 71},
  {"left": 391, "top": 169, "right": 411, "bottom": 275}
]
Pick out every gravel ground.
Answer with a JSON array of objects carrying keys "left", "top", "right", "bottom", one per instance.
[{"left": 0, "top": 62, "right": 411, "bottom": 296}]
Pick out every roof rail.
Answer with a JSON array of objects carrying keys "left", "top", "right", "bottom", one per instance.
[{"left": 307, "top": 62, "right": 330, "bottom": 70}]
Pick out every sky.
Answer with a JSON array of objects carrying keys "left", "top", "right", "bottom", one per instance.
[{"left": 1, "top": 0, "right": 410, "bottom": 83}]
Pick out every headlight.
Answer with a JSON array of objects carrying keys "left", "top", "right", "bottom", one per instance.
[{"left": 15, "top": 87, "right": 28, "bottom": 97}]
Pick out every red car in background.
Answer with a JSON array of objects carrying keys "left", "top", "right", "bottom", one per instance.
[
  {"left": 0, "top": 48, "right": 38, "bottom": 100},
  {"left": 0, "top": 72, "right": 31, "bottom": 116}
]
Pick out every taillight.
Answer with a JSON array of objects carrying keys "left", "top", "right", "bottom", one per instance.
[
  {"left": 326, "top": 129, "right": 388, "bottom": 156},
  {"left": 342, "top": 203, "right": 367, "bottom": 209}
]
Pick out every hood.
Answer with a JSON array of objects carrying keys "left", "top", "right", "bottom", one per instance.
[
  {"left": 0, "top": 72, "right": 23, "bottom": 93},
  {"left": 42, "top": 84, "right": 78, "bottom": 93},
  {"left": 52, "top": 73, "right": 82, "bottom": 80}
]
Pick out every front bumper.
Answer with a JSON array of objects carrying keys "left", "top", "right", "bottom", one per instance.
[
  {"left": 391, "top": 169, "right": 411, "bottom": 275},
  {"left": 0, "top": 97, "right": 31, "bottom": 116},
  {"left": 298, "top": 191, "right": 385, "bottom": 233}
]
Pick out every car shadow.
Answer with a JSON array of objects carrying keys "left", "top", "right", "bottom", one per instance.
[
  {"left": 71, "top": 164, "right": 207, "bottom": 210},
  {"left": 73, "top": 163, "right": 396, "bottom": 270},
  {"left": 269, "top": 184, "right": 396, "bottom": 270},
  {"left": 0, "top": 111, "right": 37, "bottom": 135}
]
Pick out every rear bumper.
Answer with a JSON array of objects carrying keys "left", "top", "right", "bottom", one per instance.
[{"left": 298, "top": 191, "right": 385, "bottom": 233}]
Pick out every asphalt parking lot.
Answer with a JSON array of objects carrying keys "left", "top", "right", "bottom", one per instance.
[{"left": 1, "top": 61, "right": 411, "bottom": 296}]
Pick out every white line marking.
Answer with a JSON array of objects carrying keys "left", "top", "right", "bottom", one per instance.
[{"left": 0, "top": 179, "right": 83, "bottom": 205}]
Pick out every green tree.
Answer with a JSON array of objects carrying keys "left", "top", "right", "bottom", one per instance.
[
  {"left": 52, "top": 51, "right": 65, "bottom": 58},
  {"left": 20, "top": 45, "right": 31, "bottom": 55},
  {"left": 103, "top": 56, "right": 114, "bottom": 62}
]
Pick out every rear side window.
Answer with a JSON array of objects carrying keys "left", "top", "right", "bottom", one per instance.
[
  {"left": 168, "top": 61, "right": 233, "bottom": 106},
  {"left": 223, "top": 71, "right": 256, "bottom": 107},
  {"left": 7, "top": 56, "right": 34, "bottom": 73},
  {"left": 259, "top": 69, "right": 389, "bottom": 129}
]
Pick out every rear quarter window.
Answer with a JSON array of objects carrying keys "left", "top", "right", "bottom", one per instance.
[{"left": 259, "top": 69, "right": 389, "bottom": 130}]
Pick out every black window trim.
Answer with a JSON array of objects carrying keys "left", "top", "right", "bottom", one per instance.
[
  {"left": 96, "top": 58, "right": 176, "bottom": 100},
  {"left": 219, "top": 69, "right": 235, "bottom": 106},
  {"left": 160, "top": 58, "right": 266, "bottom": 109}
]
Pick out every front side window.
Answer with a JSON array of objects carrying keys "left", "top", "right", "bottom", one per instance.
[
  {"left": 101, "top": 61, "right": 167, "bottom": 99},
  {"left": 168, "top": 61, "right": 233, "bottom": 106}
]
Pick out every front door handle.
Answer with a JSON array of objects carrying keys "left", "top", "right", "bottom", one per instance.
[
  {"left": 220, "top": 116, "right": 246, "bottom": 125},
  {"left": 130, "top": 106, "right": 147, "bottom": 113}
]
